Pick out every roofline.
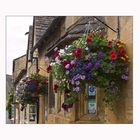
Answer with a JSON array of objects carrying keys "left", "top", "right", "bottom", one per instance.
[
  {"left": 13, "top": 54, "right": 26, "bottom": 62},
  {"left": 30, "top": 16, "right": 65, "bottom": 54},
  {"left": 12, "top": 54, "right": 27, "bottom": 74}
]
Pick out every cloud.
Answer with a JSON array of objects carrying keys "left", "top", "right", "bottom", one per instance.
[{"left": 6, "top": 16, "right": 33, "bottom": 74}]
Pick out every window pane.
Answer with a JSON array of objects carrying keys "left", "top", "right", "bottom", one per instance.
[
  {"left": 29, "top": 106, "right": 36, "bottom": 113},
  {"left": 29, "top": 114, "right": 36, "bottom": 121}
]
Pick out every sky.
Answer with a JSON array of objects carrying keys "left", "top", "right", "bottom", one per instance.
[{"left": 6, "top": 16, "right": 33, "bottom": 75}]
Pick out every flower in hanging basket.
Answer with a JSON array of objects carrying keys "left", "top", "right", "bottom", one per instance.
[
  {"left": 109, "top": 50, "right": 118, "bottom": 61},
  {"left": 15, "top": 72, "right": 48, "bottom": 108},
  {"left": 47, "top": 33, "right": 130, "bottom": 111}
]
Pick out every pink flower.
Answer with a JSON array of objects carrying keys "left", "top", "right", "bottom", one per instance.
[
  {"left": 70, "top": 60, "right": 75, "bottom": 66},
  {"left": 65, "top": 64, "right": 70, "bottom": 69}
]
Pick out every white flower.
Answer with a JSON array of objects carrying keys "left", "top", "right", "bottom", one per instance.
[
  {"left": 68, "top": 45, "right": 73, "bottom": 48},
  {"left": 59, "top": 49, "right": 65, "bottom": 54},
  {"left": 81, "top": 41, "right": 85, "bottom": 44},
  {"left": 85, "top": 47, "right": 89, "bottom": 50},
  {"left": 66, "top": 70, "right": 70, "bottom": 75},
  {"left": 54, "top": 47, "right": 58, "bottom": 51},
  {"left": 67, "top": 53, "right": 72, "bottom": 55},
  {"left": 50, "top": 62, "right": 56, "bottom": 66},
  {"left": 55, "top": 57, "right": 61, "bottom": 64}
]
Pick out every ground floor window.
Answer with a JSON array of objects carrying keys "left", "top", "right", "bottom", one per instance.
[{"left": 29, "top": 105, "right": 37, "bottom": 122}]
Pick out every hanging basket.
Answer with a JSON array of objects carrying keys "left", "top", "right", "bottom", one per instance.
[
  {"left": 47, "top": 33, "right": 130, "bottom": 111},
  {"left": 15, "top": 71, "right": 48, "bottom": 107}
]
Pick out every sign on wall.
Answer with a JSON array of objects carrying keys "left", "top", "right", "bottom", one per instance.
[{"left": 87, "top": 85, "right": 96, "bottom": 114}]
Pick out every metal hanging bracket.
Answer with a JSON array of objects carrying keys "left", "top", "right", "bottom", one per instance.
[{"left": 93, "top": 16, "right": 120, "bottom": 39}]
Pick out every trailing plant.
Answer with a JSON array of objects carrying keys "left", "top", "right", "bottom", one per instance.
[
  {"left": 47, "top": 33, "right": 130, "bottom": 111},
  {"left": 15, "top": 69, "right": 48, "bottom": 110},
  {"left": 6, "top": 88, "right": 14, "bottom": 119}
]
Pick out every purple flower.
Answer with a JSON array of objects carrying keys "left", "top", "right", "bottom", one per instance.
[
  {"left": 108, "top": 68, "right": 112, "bottom": 73},
  {"left": 65, "top": 64, "right": 70, "bottom": 69},
  {"left": 98, "top": 51, "right": 103, "bottom": 56},
  {"left": 86, "top": 62, "right": 92, "bottom": 69},
  {"left": 88, "top": 63, "right": 92, "bottom": 68},
  {"left": 75, "top": 86, "right": 80, "bottom": 92},
  {"left": 124, "top": 76, "right": 128, "bottom": 80},
  {"left": 125, "top": 68, "right": 129, "bottom": 73},
  {"left": 121, "top": 75, "right": 128, "bottom": 80},
  {"left": 71, "top": 79, "right": 75, "bottom": 85},
  {"left": 95, "top": 61, "right": 100, "bottom": 68},
  {"left": 80, "top": 75, "right": 86, "bottom": 80},
  {"left": 73, "top": 74, "right": 80, "bottom": 80},
  {"left": 75, "top": 81, "right": 80, "bottom": 85}
]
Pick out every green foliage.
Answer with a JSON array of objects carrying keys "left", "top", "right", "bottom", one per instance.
[
  {"left": 6, "top": 88, "right": 14, "bottom": 119},
  {"left": 52, "top": 64, "right": 65, "bottom": 80},
  {"left": 64, "top": 92, "right": 79, "bottom": 105}
]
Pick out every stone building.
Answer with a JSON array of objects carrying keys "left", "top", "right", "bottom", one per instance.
[{"left": 12, "top": 16, "right": 133, "bottom": 124}]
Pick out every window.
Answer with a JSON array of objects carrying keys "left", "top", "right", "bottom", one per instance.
[{"left": 29, "top": 105, "right": 37, "bottom": 122}]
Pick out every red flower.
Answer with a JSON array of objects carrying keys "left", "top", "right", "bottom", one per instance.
[
  {"left": 54, "top": 84, "right": 59, "bottom": 93},
  {"left": 99, "top": 34, "right": 104, "bottom": 38},
  {"left": 108, "top": 41, "right": 112, "bottom": 47},
  {"left": 116, "top": 40, "right": 122, "bottom": 46},
  {"left": 37, "top": 85, "right": 42, "bottom": 90},
  {"left": 73, "top": 48, "right": 82, "bottom": 58},
  {"left": 53, "top": 51, "right": 59, "bottom": 59},
  {"left": 36, "top": 68, "right": 40, "bottom": 73},
  {"left": 109, "top": 50, "right": 117, "bottom": 61},
  {"left": 109, "top": 50, "right": 115, "bottom": 55},
  {"left": 33, "top": 79, "right": 38, "bottom": 83},
  {"left": 118, "top": 47, "right": 126, "bottom": 56},
  {"left": 63, "top": 60, "right": 70, "bottom": 66},
  {"left": 43, "top": 79, "right": 47, "bottom": 83},
  {"left": 87, "top": 33, "right": 94, "bottom": 38},
  {"left": 86, "top": 38, "right": 93, "bottom": 44},
  {"left": 110, "top": 53, "right": 117, "bottom": 60},
  {"left": 46, "top": 65, "right": 51, "bottom": 73},
  {"left": 32, "top": 92, "right": 38, "bottom": 97}
]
